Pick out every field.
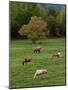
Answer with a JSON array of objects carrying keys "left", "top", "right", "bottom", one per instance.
[{"left": 10, "top": 38, "right": 66, "bottom": 89}]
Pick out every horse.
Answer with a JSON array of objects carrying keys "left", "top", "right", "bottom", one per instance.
[
  {"left": 52, "top": 52, "right": 61, "bottom": 58},
  {"left": 33, "top": 69, "right": 47, "bottom": 80},
  {"left": 33, "top": 46, "right": 41, "bottom": 53},
  {"left": 22, "top": 57, "right": 32, "bottom": 65}
]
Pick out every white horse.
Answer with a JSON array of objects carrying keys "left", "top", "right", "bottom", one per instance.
[{"left": 33, "top": 69, "right": 47, "bottom": 80}]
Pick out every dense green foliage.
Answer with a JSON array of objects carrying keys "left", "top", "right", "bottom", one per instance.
[
  {"left": 10, "top": 2, "right": 66, "bottom": 39},
  {"left": 10, "top": 2, "right": 41, "bottom": 38},
  {"left": 10, "top": 38, "right": 66, "bottom": 88}
]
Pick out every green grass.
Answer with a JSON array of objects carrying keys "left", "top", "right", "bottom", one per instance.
[{"left": 10, "top": 38, "right": 66, "bottom": 88}]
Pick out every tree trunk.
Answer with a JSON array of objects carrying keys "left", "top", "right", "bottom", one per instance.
[{"left": 32, "top": 39, "right": 36, "bottom": 44}]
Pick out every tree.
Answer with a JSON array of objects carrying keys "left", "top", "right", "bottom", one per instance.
[
  {"left": 46, "top": 15, "right": 57, "bottom": 37},
  {"left": 18, "top": 16, "right": 48, "bottom": 44},
  {"left": 55, "top": 5, "right": 66, "bottom": 37},
  {"left": 10, "top": 1, "right": 42, "bottom": 39}
]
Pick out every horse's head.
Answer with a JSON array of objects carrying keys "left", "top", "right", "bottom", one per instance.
[{"left": 43, "top": 69, "right": 47, "bottom": 73}]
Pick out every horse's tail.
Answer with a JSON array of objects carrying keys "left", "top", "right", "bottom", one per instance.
[
  {"left": 22, "top": 61, "right": 24, "bottom": 65},
  {"left": 33, "top": 72, "right": 37, "bottom": 80}
]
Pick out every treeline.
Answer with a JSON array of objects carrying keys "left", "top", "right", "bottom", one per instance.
[{"left": 10, "top": 1, "right": 66, "bottom": 39}]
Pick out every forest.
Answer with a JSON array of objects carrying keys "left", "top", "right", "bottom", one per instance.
[{"left": 10, "top": 2, "right": 66, "bottom": 40}]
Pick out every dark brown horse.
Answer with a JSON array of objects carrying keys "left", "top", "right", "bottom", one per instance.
[{"left": 22, "top": 57, "right": 32, "bottom": 65}]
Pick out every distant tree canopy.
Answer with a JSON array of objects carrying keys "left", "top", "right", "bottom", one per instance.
[
  {"left": 43, "top": 5, "right": 66, "bottom": 37},
  {"left": 10, "top": 2, "right": 41, "bottom": 38},
  {"left": 10, "top": 1, "right": 66, "bottom": 39},
  {"left": 18, "top": 16, "right": 48, "bottom": 44}
]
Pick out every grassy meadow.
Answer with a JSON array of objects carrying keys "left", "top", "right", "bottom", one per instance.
[{"left": 10, "top": 38, "right": 66, "bottom": 88}]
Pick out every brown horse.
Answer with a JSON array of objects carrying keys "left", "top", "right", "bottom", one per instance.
[
  {"left": 52, "top": 52, "right": 61, "bottom": 58},
  {"left": 33, "top": 46, "right": 41, "bottom": 53},
  {"left": 22, "top": 57, "right": 32, "bottom": 65}
]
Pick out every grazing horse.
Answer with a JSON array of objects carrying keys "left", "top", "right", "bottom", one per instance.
[
  {"left": 33, "top": 69, "right": 47, "bottom": 80},
  {"left": 33, "top": 46, "right": 41, "bottom": 53},
  {"left": 22, "top": 57, "right": 32, "bottom": 65},
  {"left": 52, "top": 52, "right": 61, "bottom": 58}
]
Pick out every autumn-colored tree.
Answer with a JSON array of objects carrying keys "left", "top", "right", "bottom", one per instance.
[
  {"left": 10, "top": 2, "right": 41, "bottom": 38},
  {"left": 18, "top": 16, "right": 48, "bottom": 44}
]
